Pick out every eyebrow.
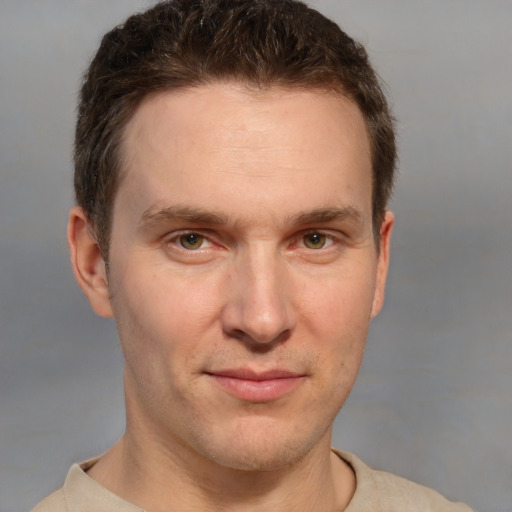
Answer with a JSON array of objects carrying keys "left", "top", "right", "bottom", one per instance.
[
  {"left": 139, "top": 206, "right": 229, "bottom": 229},
  {"left": 138, "top": 204, "right": 364, "bottom": 230},
  {"left": 289, "top": 206, "right": 364, "bottom": 226}
]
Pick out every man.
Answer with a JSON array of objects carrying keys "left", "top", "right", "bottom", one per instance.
[{"left": 33, "top": 0, "right": 472, "bottom": 510}]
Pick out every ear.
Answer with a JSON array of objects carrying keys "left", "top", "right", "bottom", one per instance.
[
  {"left": 370, "top": 210, "right": 394, "bottom": 318},
  {"left": 67, "top": 206, "right": 113, "bottom": 318}
]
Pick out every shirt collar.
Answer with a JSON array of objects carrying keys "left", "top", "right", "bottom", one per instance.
[
  {"left": 61, "top": 450, "right": 372, "bottom": 511},
  {"left": 62, "top": 458, "right": 144, "bottom": 512}
]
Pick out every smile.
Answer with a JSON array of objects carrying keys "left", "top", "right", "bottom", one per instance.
[{"left": 207, "top": 369, "right": 306, "bottom": 403}]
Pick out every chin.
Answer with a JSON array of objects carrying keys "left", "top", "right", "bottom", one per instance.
[
  {"left": 193, "top": 416, "right": 327, "bottom": 472},
  {"left": 208, "top": 443, "right": 308, "bottom": 472}
]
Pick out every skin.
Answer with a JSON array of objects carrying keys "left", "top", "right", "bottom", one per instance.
[{"left": 68, "top": 82, "right": 393, "bottom": 511}]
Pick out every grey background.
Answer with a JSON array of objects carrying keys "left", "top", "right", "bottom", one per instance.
[{"left": 1, "top": 1, "right": 510, "bottom": 511}]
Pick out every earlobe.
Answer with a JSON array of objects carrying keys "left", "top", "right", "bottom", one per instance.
[
  {"left": 67, "top": 206, "right": 113, "bottom": 318},
  {"left": 370, "top": 211, "right": 394, "bottom": 318}
]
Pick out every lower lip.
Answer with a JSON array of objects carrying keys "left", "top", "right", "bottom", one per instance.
[{"left": 210, "top": 375, "right": 305, "bottom": 403}]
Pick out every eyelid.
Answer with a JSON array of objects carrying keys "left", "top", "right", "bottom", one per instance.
[
  {"left": 161, "top": 228, "right": 345, "bottom": 252},
  {"left": 165, "top": 230, "right": 216, "bottom": 250},
  {"left": 295, "top": 229, "right": 340, "bottom": 249}
]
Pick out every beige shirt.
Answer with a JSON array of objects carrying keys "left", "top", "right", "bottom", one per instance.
[{"left": 32, "top": 450, "right": 473, "bottom": 511}]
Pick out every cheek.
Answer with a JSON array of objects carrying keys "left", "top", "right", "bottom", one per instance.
[
  {"left": 297, "top": 266, "right": 375, "bottom": 388},
  {"left": 298, "top": 264, "right": 377, "bottom": 338},
  {"left": 110, "top": 267, "right": 222, "bottom": 378}
]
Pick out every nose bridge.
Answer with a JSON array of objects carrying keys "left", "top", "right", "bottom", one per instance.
[{"left": 223, "top": 242, "right": 294, "bottom": 345}]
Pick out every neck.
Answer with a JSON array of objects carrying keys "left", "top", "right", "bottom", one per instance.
[{"left": 87, "top": 425, "right": 355, "bottom": 512}]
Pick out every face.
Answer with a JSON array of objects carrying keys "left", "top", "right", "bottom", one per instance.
[{"left": 73, "top": 83, "right": 392, "bottom": 472}]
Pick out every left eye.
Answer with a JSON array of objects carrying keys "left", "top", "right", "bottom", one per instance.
[
  {"left": 178, "top": 233, "right": 207, "bottom": 250},
  {"left": 302, "top": 232, "right": 329, "bottom": 249}
]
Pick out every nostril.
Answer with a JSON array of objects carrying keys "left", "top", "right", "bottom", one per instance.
[
  {"left": 224, "top": 327, "right": 292, "bottom": 351},
  {"left": 229, "top": 329, "right": 246, "bottom": 342}
]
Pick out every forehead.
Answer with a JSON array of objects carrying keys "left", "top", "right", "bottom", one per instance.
[
  {"left": 117, "top": 83, "right": 373, "bottom": 227},
  {"left": 122, "top": 83, "right": 370, "bottom": 160}
]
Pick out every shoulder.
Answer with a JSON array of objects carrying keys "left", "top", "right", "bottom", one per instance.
[
  {"left": 31, "top": 489, "right": 67, "bottom": 512},
  {"left": 368, "top": 468, "right": 473, "bottom": 511},
  {"left": 337, "top": 450, "right": 474, "bottom": 512},
  {"left": 31, "top": 458, "right": 144, "bottom": 512}
]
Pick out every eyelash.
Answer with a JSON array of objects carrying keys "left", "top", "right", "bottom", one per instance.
[
  {"left": 165, "top": 231, "right": 216, "bottom": 252},
  {"left": 297, "top": 231, "right": 337, "bottom": 250},
  {"left": 165, "top": 229, "right": 340, "bottom": 253}
]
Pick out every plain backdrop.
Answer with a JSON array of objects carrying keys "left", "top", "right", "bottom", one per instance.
[{"left": 1, "top": 1, "right": 511, "bottom": 511}]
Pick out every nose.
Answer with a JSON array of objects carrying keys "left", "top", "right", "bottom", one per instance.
[{"left": 221, "top": 246, "right": 296, "bottom": 348}]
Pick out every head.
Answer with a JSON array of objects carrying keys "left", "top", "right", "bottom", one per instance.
[
  {"left": 74, "top": 0, "right": 396, "bottom": 260},
  {"left": 68, "top": 0, "right": 396, "bottom": 475}
]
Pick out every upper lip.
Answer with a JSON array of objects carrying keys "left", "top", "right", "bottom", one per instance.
[{"left": 207, "top": 368, "right": 304, "bottom": 381}]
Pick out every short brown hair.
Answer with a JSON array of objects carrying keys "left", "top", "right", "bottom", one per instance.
[{"left": 75, "top": 0, "right": 397, "bottom": 257}]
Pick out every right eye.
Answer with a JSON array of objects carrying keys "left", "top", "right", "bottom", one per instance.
[{"left": 177, "top": 233, "right": 211, "bottom": 250}]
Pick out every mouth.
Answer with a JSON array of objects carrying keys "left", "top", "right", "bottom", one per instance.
[{"left": 206, "top": 368, "right": 306, "bottom": 403}]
